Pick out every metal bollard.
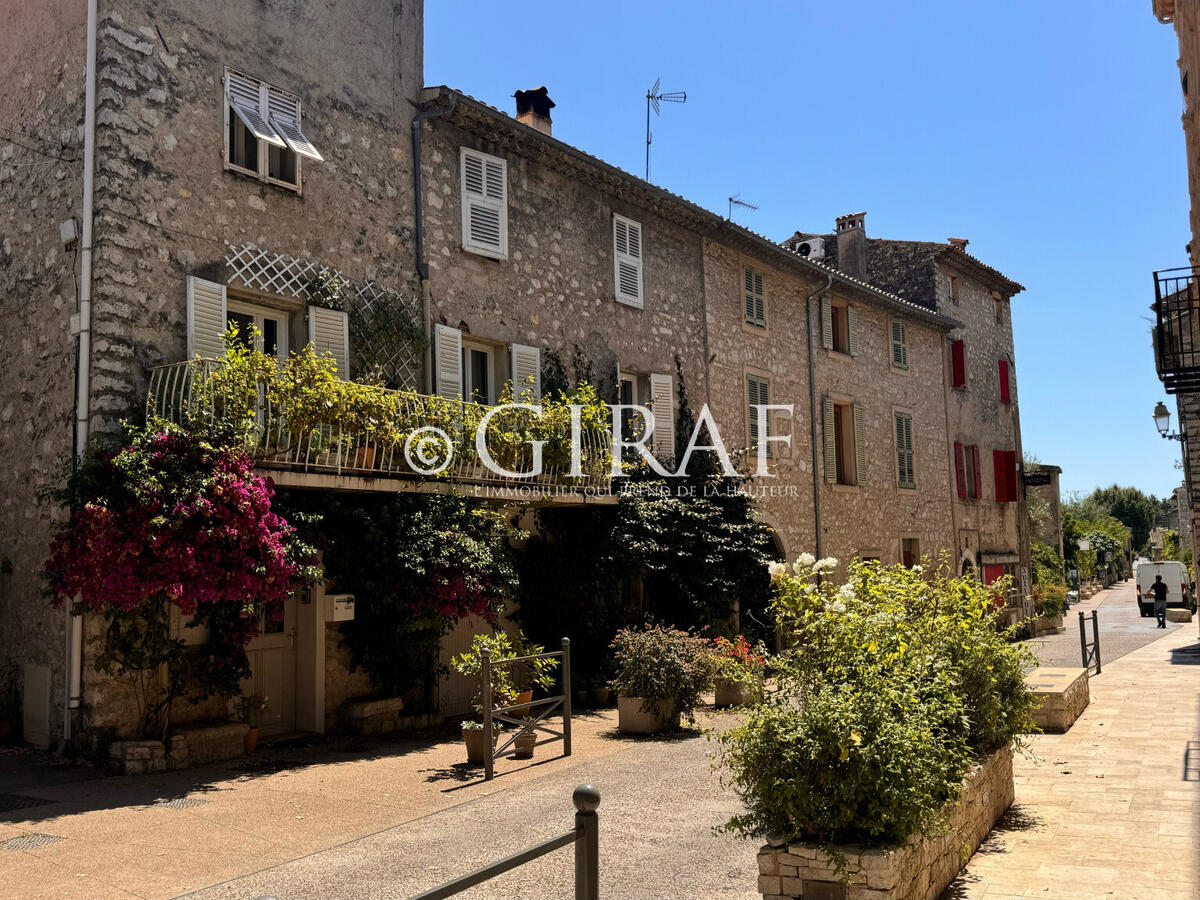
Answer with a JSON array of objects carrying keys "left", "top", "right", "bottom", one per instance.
[
  {"left": 573, "top": 784, "right": 600, "bottom": 900},
  {"left": 482, "top": 647, "right": 493, "bottom": 781},
  {"left": 1092, "top": 609, "right": 1101, "bottom": 675},
  {"left": 562, "top": 637, "right": 572, "bottom": 757},
  {"left": 1078, "top": 610, "right": 1087, "bottom": 670}
]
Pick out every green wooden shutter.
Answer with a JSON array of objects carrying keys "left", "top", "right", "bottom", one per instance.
[
  {"left": 891, "top": 320, "right": 907, "bottom": 368},
  {"left": 847, "top": 305, "right": 860, "bottom": 357},
  {"left": 895, "top": 411, "right": 914, "bottom": 488},
  {"left": 821, "top": 296, "right": 833, "bottom": 350},
  {"left": 852, "top": 402, "right": 866, "bottom": 485},
  {"left": 744, "top": 266, "right": 765, "bottom": 327},
  {"left": 823, "top": 397, "right": 836, "bottom": 483}
]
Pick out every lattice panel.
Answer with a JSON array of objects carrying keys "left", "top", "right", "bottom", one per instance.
[{"left": 225, "top": 242, "right": 422, "bottom": 389}]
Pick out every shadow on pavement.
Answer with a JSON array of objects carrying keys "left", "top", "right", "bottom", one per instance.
[{"left": 1169, "top": 642, "right": 1200, "bottom": 664}]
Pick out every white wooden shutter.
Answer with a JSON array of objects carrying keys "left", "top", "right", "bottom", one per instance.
[
  {"left": 186, "top": 276, "right": 228, "bottom": 360},
  {"left": 267, "top": 86, "right": 323, "bottom": 161},
  {"left": 434, "top": 324, "right": 463, "bottom": 400},
  {"left": 822, "top": 397, "right": 836, "bottom": 484},
  {"left": 308, "top": 306, "right": 349, "bottom": 376},
  {"left": 744, "top": 266, "right": 765, "bottom": 326},
  {"left": 648, "top": 372, "right": 674, "bottom": 459},
  {"left": 847, "top": 305, "right": 860, "bottom": 357},
  {"left": 510, "top": 343, "right": 541, "bottom": 401},
  {"left": 225, "top": 69, "right": 285, "bottom": 147},
  {"left": 613, "top": 215, "right": 644, "bottom": 306},
  {"left": 852, "top": 402, "right": 866, "bottom": 485},
  {"left": 821, "top": 296, "right": 833, "bottom": 349},
  {"left": 460, "top": 148, "right": 508, "bottom": 258},
  {"left": 891, "top": 320, "right": 908, "bottom": 368}
]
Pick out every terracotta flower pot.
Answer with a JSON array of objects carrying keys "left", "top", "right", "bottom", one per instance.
[
  {"left": 513, "top": 730, "right": 536, "bottom": 759},
  {"left": 462, "top": 725, "right": 500, "bottom": 764},
  {"left": 354, "top": 444, "right": 378, "bottom": 470},
  {"left": 592, "top": 686, "right": 612, "bottom": 706},
  {"left": 617, "top": 696, "right": 678, "bottom": 734},
  {"left": 243, "top": 727, "right": 259, "bottom": 754},
  {"left": 511, "top": 690, "right": 533, "bottom": 716}
]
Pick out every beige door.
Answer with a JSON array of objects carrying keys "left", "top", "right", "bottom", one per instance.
[{"left": 245, "top": 595, "right": 298, "bottom": 736}]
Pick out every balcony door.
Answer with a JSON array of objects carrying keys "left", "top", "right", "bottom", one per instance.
[
  {"left": 244, "top": 595, "right": 298, "bottom": 737},
  {"left": 227, "top": 300, "right": 288, "bottom": 363}
]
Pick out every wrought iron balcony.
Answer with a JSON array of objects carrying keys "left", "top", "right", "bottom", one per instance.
[
  {"left": 146, "top": 360, "right": 615, "bottom": 500},
  {"left": 1153, "top": 266, "right": 1200, "bottom": 393}
]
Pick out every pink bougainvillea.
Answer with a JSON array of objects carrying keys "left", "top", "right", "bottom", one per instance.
[{"left": 45, "top": 426, "right": 310, "bottom": 633}]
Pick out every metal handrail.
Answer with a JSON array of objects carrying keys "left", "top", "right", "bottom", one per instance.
[
  {"left": 481, "top": 637, "right": 572, "bottom": 781},
  {"left": 410, "top": 784, "right": 600, "bottom": 900},
  {"left": 1079, "top": 609, "right": 1102, "bottom": 675}
]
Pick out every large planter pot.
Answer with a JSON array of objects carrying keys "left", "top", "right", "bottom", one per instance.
[
  {"left": 242, "top": 727, "right": 259, "bottom": 755},
  {"left": 462, "top": 725, "right": 500, "bottom": 764},
  {"left": 714, "top": 678, "right": 759, "bottom": 708},
  {"left": 1032, "top": 613, "right": 1064, "bottom": 635},
  {"left": 755, "top": 745, "right": 1014, "bottom": 900},
  {"left": 513, "top": 730, "right": 536, "bottom": 759},
  {"left": 592, "top": 686, "right": 612, "bottom": 706},
  {"left": 617, "top": 695, "right": 679, "bottom": 734},
  {"left": 510, "top": 690, "right": 533, "bottom": 716}
]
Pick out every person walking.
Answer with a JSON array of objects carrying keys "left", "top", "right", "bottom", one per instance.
[{"left": 1149, "top": 574, "right": 1169, "bottom": 629}]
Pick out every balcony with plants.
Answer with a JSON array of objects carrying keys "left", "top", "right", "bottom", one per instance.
[{"left": 146, "top": 336, "right": 615, "bottom": 498}]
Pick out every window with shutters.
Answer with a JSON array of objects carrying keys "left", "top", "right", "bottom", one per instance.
[
  {"left": 824, "top": 399, "right": 863, "bottom": 486},
  {"left": 460, "top": 148, "right": 508, "bottom": 259},
  {"left": 894, "top": 411, "right": 914, "bottom": 489},
  {"left": 948, "top": 275, "right": 960, "bottom": 304},
  {"left": 951, "top": 339, "right": 966, "bottom": 388},
  {"left": 227, "top": 300, "right": 288, "bottom": 364},
  {"left": 998, "top": 359, "right": 1011, "bottom": 403},
  {"left": 618, "top": 374, "right": 647, "bottom": 444},
  {"left": 822, "top": 299, "right": 855, "bottom": 355},
  {"left": 746, "top": 374, "right": 770, "bottom": 456},
  {"left": 890, "top": 320, "right": 908, "bottom": 369},
  {"left": 954, "top": 442, "right": 982, "bottom": 500},
  {"left": 224, "top": 67, "right": 322, "bottom": 192},
  {"left": 744, "top": 265, "right": 765, "bottom": 328},
  {"left": 613, "top": 214, "right": 644, "bottom": 307}
]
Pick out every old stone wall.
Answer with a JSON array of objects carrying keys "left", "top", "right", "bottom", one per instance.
[
  {"left": 813, "top": 294, "right": 955, "bottom": 570},
  {"left": 0, "top": 2, "right": 89, "bottom": 746},
  {"left": 937, "top": 257, "right": 1027, "bottom": 586}
]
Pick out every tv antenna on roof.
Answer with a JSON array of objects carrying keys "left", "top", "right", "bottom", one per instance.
[
  {"left": 645, "top": 77, "right": 686, "bottom": 182},
  {"left": 728, "top": 194, "right": 759, "bottom": 221}
]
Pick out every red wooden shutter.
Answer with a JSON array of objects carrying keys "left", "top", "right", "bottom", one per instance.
[
  {"left": 1006, "top": 450, "right": 1019, "bottom": 502},
  {"left": 954, "top": 442, "right": 967, "bottom": 498},
  {"left": 993, "top": 449, "right": 1006, "bottom": 501},
  {"left": 971, "top": 445, "right": 982, "bottom": 499},
  {"left": 998, "top": 360, "right": 1010, "bottom": 403},
  {"left": 952, "top": 340, "right": 965, "bottom": 388}
]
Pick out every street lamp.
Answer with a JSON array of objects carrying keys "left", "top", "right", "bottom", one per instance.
[{"left": 1154, "top": 401, "right": 1185, "bottom": 442}]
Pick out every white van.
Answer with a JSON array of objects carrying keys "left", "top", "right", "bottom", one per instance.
[{"left": 1135, "top": 560, "right": 1195, "bottom": 617}]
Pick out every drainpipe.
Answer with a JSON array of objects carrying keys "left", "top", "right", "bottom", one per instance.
[
  {"left": 411, "top": 93, "right": 456, "bottom": 393},
  {"left": 805, "top": 274, "right": 833, "bottom": 559},
  {"left": 65, "top": 0, "right": 98, "bottom": 744}
]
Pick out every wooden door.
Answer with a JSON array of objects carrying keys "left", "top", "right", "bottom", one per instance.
[{"left": 245, "top": 596, "right": 297, "bottom": 736}]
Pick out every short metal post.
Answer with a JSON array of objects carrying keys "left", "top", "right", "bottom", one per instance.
[
  {"left": 573, "top": 784, "right": 600, "bottom": 900},
  {"left": 482, "top": 647, "right": 494, "bottom": 781},
  {"left": 561, "top": 637, "right": 572, "bottom": 758},
  {"left": 1091, "top": 609, "right": 1102, "bottom": 675},
  {"left": 1078, "top": 611, "right": 1088, "bottom": 671}
]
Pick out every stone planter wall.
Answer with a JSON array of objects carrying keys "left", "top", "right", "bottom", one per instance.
[
  {"left": 756, "top": 745, "right": 1014, "bottom": 900},
  {"left": 1025, "top": 667, "right": 1089, "bottom": 733},
  {"left": 1031, "top": 613, "right": 1064, "bottom": 635}
]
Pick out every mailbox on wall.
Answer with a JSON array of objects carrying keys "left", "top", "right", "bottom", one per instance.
[{"left": 324, "top": 593, "right": 356, "bottom": 622}]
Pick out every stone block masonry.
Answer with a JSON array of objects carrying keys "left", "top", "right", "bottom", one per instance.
[
  {"left": 757, "top": 745, "right": 1014, "bottom": 900},
  {"left": 1024, "top": 667, "right": 1089, "bottom": 733}
]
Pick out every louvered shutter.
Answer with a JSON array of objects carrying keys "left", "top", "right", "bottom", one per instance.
[
  {"left": 993, "top": 450, "right": 1006, "bottom": 501},
  {"left": 998, "top": 359, "right": 1011, "bottom": 403},
  {"left": 510, "top": 343, "right": 541, "bottom": 401},
  {"left": 648, "top": 372, "right": 674, "bottom": 459},
  {"left": 434, "top": 324, "right": 463, "bottom": 400},
  {"left": 747, "top": 376, "right": 769, "bottom": 451},
  {"left": 187, "top": 276, "right": 228, "bottom": 360},
  {"left": 225, "top": 69, "right": 285, "bottom": 147},
  {"left": 895, "top": 412, "right": 914, "bottom": 488},
  {"left": 847, "top": 306, "right": 860, "bottom": 357},
  {"left": 823, "top": 398, "right": 837, "bottom": 484},
  {"left": 971, "top": 445, "right": 982, "bottom": 499},
  {"left": 892, "top": 321, "right": 908, "bottom": 368},
  {"left": 1006, "top": 451, "right": 1019, "bottom": 502},
  {"left": 744, "top": 266, "right": 765, "bottom": 326},
  {"left": 267, "top": 86, "right": 323, "bottom": 161},
  {"left": 951, "top": 340, "right": 966, "bottom": 388},
  {"left": 821, "top": 297, "right": 834, "bottom": 349},
  {"left": 308, "top": 306, "right": 349, "bottom": 376},
  {"left": 852, "top": 403, "right": 866, "bottom": 485},
  {"left": 954, "top": 442, "right": 967, "bottom": 499},
  {"left": 460, "top": 148, "right": 508, "bottom": 258},
  {"left": 614, "top": 215, "right": 644, "bottom": 306}
]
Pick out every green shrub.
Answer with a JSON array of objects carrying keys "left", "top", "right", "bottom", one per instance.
[
  {"left": 609, "top": 624, "right": 714, "bottom": 722},
  {"left": 718, "top": 555, "right": 1036, "bottom": 847}
]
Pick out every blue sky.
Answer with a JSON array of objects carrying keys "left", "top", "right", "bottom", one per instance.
[{"left": 426, "top": 0, "right": 1189, "bottom": 500}]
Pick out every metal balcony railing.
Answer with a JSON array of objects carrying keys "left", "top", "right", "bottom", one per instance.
[
  {"left": 146, "top": 359, "right": 615, "bottom": 494},
  {"left": 1153, "top": 266, "right": 1200, "bottom": 393}
]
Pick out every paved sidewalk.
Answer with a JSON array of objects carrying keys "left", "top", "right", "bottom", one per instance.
[{"left": 948, "top": 614, "right": 1200, "bottom": 899}]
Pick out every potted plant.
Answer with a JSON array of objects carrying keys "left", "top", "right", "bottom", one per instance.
[
  {"left": 237, "top": 694, "right": 268, "bottom": 753},
  {"left": 610, "top": 624, "right": 714, "bottom": 734},
  {"left": 513, "top": 719, "right": 537, "bottom": 759},
  {"left": 710, "top": 635, "right": 767, "bottom": 708},
  {"left": 461, "top": 719, "right": 502, "bottom": 763}
]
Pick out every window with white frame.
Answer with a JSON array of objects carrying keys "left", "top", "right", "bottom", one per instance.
[
  {"left": 224, "top": 67, "right": 323, "bottom": 191},
  {"left": 613, "top": 214, "right": 644, "bottom": 307},
  {"left": 460, "top": 148, "right": 508, "bottom": 259},
  {"left": 461, "top": 340, "right": 496, "bottom": 405},
  {"left": 226, "top": 300, "right": 288, "bottom": 364}
]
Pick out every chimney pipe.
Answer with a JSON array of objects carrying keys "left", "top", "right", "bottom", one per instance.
[
  {"left": 835, "top": 212, "right": 867, "bottom": 279},
  {"left": 514, "top": 86, "right": 554, "bottom": 136},
  {"left": 948, "top": 237, "right": 969, "bottom": 251}
]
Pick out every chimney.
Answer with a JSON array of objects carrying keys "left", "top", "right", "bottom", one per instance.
[
  {"left": 948, "top": 237, "right": 969, "bottom": 251},
  {"left": 514, "top": 86, "right": 555, "bottom": 136},
  {"left": 835, "top": 212, "right": 867, "bottom": 278}
]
